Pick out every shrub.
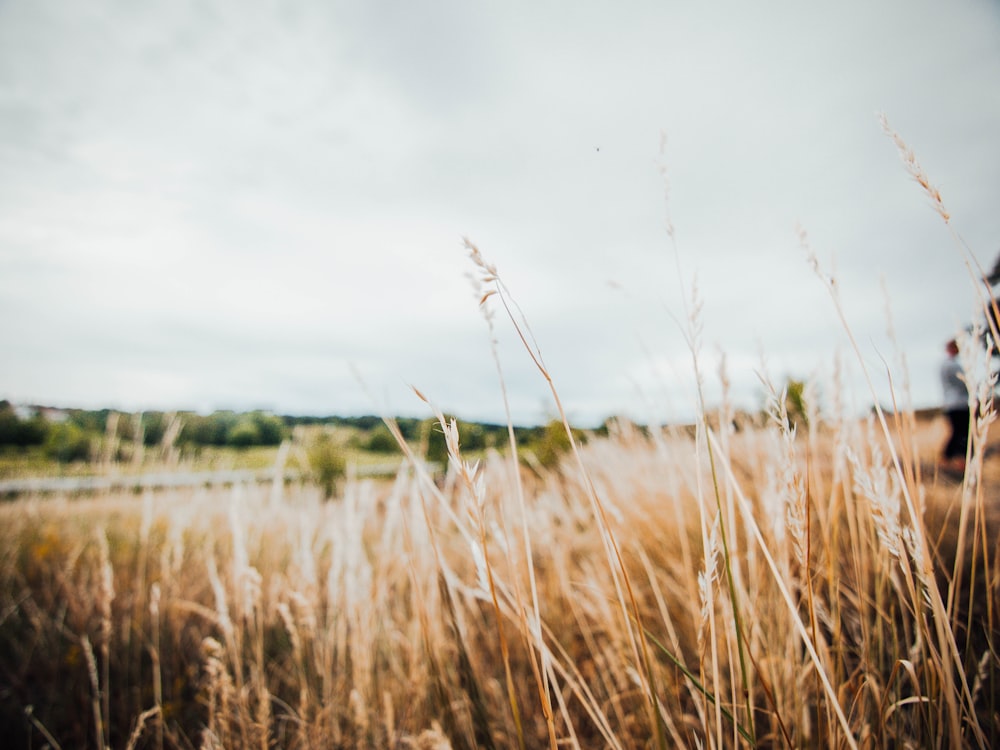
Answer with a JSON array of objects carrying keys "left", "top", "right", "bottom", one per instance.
[
  {"left": 250, "top": 412, "right": 285, "bottom": 446},
  {"left": 0, "top": 408, "right": 18, "bottom": 445},
  {"left": 178, "top": 412, "right": 239, "bottom": 447},
  {"left": 364, "top": 424, "right": 399, "bottom": 454},
  {"left": 226, "top": 420, "right": 261, "bottom": 449},
  {"left": 418, "top": 417, "right": 492, "bottom": 465},
  {"left": 784, "top": 377, "right": 809, "bottom": 428},
  {"left": 422, "top": 418, "right": 448, "bottom": 464},
  {"left": 0, "top": 405, "right": 47, "bottom": 447},
  {"left": 307, "top": 433, "right": 346, "bottom": 498},
  {"left": 529, "top": 419, "right": 578, "bottom": 470},
  {"left": 43, "top": 422, "right": 91, "bottom": 463},
  {"left": 140, "top": 412, "right": 168, "bottom": 447}
]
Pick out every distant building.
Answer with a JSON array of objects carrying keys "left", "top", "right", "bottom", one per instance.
[
  {"left": 12, "top": 405, "right": 35, "bottom": 421},
  {"left": 13, "top": 405, "right": 69, "bottom": 423},
  {"left": 39, "top": 407, "right": 70, "bottom": 423}
]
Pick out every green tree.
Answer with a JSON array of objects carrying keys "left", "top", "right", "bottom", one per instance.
[
  {"left": 68, "top": 408, "right": 109, "bottom": 435},
  {"left": 785, "top": 378, "right": 809, "bottom": 428},
  {"left": 179, "top": 412, "right": 238, "bottom": 447},
  {"left": 226, "top": 419, "right": 261, "bottom": 448},
  {"left": 396, "top": 417, "right": 421, "bottom": 441},
  {"left": 250, "top": 412, "right": 285, "bottom": 446},
  {"left": 0, "top": 403, "right": 47, "bottom": 447},
  {"left": 422, "top": 417, "right": 452, "bottom": 465},
  {"left": 17, "top": 416, "right": 49, "bottom": 447},
  {"left": 141, "top": 412, "right": 168, "bottom": 447},
  {"left": 531, "top": 419, "right": 574, "bottom": 470},
  {"left": 364, "top": 424, "right": 400, "bottom": 454},
  {"left": 0, "top": 406, "right": 19, "bottom": 446},
  {"left": 308, "top": 433, "right": 346, "bottom": 499},
  {"left": 768, "top": 377, "right": 811, "bottom": 430},
  {"left": 461, "top": 422, "right": 487, "bottom": 451},
  {"left": 44, "top": 422, "right": 91, "bottom": 463}
]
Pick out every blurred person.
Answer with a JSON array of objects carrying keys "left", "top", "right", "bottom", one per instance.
[{"left": 940, "top": 338, "right": 970, "bottom": 474}]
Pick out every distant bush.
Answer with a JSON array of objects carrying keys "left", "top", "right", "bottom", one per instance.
[
  {"left": 0, "top": 403, "right": 47, "bottom": 447},
  {"left": 140, "top": 412, "right": 168, "bottom": 447},
  {"left": 531, "top": 420, "right": 571, "bottom": 469},
  {"left": 250, "top": 412, "right": 285, "bottom": 446},
  {"left": 340, "top": 415, "right": 382, "bottom": 431},
  {"left": 423, "top": 418, "right": 449, "bottom": 464},
  {"left": 0, "top": 405, "right": 294, "bottom": 458},
  {"left": 0, "top": 409, "right": 23, "bottom": 445},
  {"left": 396, "top": 417, "right": 422, "bottom": 441},
  {"left": 784, "top": 377, "right": 809, "bottom": 429},
  {"left": 757, "top": 377, "right": 810, "bottom": 431},
  {"left": 364, "top": 424, "right": 399, "bottom": 453},
  {"left": 178, "top": 411, "right": 286, "bottom": 449},
  {"left": 307, "top": 433, "right": 346, "bottom": 498},
  {"left": 226, "top": 419, "right": 262, "bottom": 449},
  {"left": 43, "top": 422, "right": 91, "bottom": 463},
  {"left": 527, "top": 419, "right": 586, "bottom": 470},
  {"left": 179, "top": 412, "right": 235, "bottom": 447},
  {"left": 420, "top": 416, "right": 492, "bottom": 464}
]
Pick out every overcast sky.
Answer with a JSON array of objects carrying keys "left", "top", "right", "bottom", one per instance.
[{"left": 2, "top": 0, "right": 999, "bottom": 427}]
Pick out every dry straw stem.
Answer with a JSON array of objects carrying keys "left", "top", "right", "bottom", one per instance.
[
  {"left": 4, "top": 408, "right": 997, "bottom": 747},
  {"left": 882, "top": 113, "right": 1000, "bottom": 377},
  {"left": 465, "top": 238, "right": 667, "bottom": 749},
  {"left": 705, "top": 428, "right": 858, "bottom": 747},
  {"left": 659, "top": 144, "right": 760, "bottom": 739},
  {"left": 124, "top": 706, "right": 162, "bottom": 750},
  {"left": 878, "top": 113, "right": 950, "bottom": 224},
  {"left": 24, "top": 705, "right": 64, "bottom": 750},
  {"left": 82, "top": 634, "right": 107, "bottom": 750},
  {"left": 676, "top": 262, "right": 756, "bottom": 744},
  {"left": 803, "top": 232, "right": 986, "bottom": 747},
  {"left": 427, "top": 399, "right": 528, "bottom": 750},
  {"left": 468, "top": 239, "right": 564, "bottom": 746},
  {"left": 403, "top": 390, "right": 621, "bottom": 749},
  {"left": 874, "top": 127, "right": 1000, "bottom": 738}
]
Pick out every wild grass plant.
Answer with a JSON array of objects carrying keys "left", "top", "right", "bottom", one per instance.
[
  {"left": 2, "top": 124, "right": 998, "bottom": 748},
  {"left": 1, "top": 378, "right": 996, "bottom": 749},
  {"left": 0, "top": 356, "right": 998, "bottom": 749}
]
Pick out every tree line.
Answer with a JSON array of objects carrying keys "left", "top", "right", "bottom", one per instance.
[
  {"left": 0, "top": 402, "right": 288, "bottom": 462},
  {"left": 0, "top": 401, "right": 587, "bottom": 466}
]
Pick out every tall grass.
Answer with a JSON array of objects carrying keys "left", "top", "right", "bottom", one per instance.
[
  {"left": 1, "top": 126, "right": 997, "bottom": 748},
  {"left": 1, "top": 373, "right": 996, "bottom": 748}
]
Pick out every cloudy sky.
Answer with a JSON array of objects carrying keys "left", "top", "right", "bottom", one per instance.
[{"left": 2, "top": 0, "right": 999, "bottom": 427}]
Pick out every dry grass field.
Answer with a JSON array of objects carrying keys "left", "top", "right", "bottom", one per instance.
[
  {"left": 3, "top": 230, "right": 999, "bottom": 748},
  {"left": 0, "top": 400, "right": 997, "bottom": 749}
]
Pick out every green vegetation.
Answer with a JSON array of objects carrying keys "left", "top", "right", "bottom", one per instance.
[
  {"left": 528, "top": 419, "right": 585, "bottom": 470},
  {"left": 360, "top": 423, "right": 399, "bottom": 453},
  {"left": 306, "top": 432, "right": 347, "bottom": 498},
  {"left": 41, "top": 422, "right": 91, "bottom": 463},
  {"left": 0, "top": 401, "right": 589, "bottom": 479},
  {"left": 177, "top": 410, "right": 286, "bottom": 449},
  {"left": 0, "top": 404, "right": 47, "bottom": 447}
]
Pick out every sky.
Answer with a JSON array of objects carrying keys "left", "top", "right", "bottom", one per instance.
[{"left": 2, "top": 0, "right": 1000, "bottom": 428}]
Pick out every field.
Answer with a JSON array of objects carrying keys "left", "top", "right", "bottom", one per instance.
[
  {"left": 3, "top": 230, "right": 999, "bottom": 748},
  {"left": 0, "top": 396, "right": 998, "bottom": 749}
]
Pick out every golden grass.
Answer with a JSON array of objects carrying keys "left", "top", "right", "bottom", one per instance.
[
  {"left": 2, "top": 121, "right": 996, "bottom": 749},
  {"left": 0, "top": 399, "right": 996, "bottom": 748}
]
